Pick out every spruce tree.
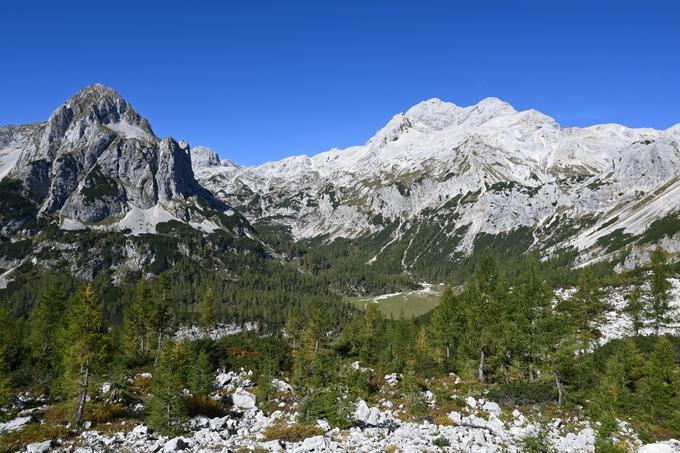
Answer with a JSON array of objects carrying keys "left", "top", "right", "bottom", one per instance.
[
  {"left": 512, "top": 259, "right": 554, "bottom": 382},
  {"left": 285, "top": 309, "right": 303, "bottom": 351},
  {"left": 62, "top": 284, "right": 109, "bottom": 427},
  {"left": 461, "top": 250, "right": 506, "bottom": 383},
  {"left": 151, "top": 277, "right": 173, "bottom": 365},
  {"left": 430, "top": 287, "right": 463, "bottom": 369},
  {"left": 123, "top": 280, "right": 154, "bottom": 356},
  {"left": 256, "top": 351, "right": 276, "bottom": 406},
  {"left": 0, "top": 307, "right": 15, "bottom": 403},
  {"left": 189, "top": 350, "right": 212, "bottom": 396},
  {"left": 568, "top": 267, "right": 606, "bottom": 349}
]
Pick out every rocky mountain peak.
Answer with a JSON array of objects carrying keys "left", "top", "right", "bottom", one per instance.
[
  {"left": 45, "top": 83, "right": 155, "bottom": 146},
  {"left": 191, "top": 146, "right": 222, "bottom": 168}
]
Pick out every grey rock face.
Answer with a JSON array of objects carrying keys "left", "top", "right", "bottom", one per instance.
[
  {"left": 1, "top": 84, "right": 234, "bottom": 228},
  {"left": 191, "top": 146, "right": 221, "bottom": 168}
]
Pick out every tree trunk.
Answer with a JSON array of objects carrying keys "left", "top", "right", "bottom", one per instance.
[
  {"left": 314, "top": 339, "right": 319, "bottom": 357},
  {"left": 75, "top": 364, "right": 90, "bottom": 427},
  {"left": 477, "top": 349, "right": 485, "bottom": 383},
  {"left": 502, "top": 364, "right": 509, "bottom": 384},
  {"left": 555, "top": 373, "right": 564, "bottom": 406},
  {"left": 446, "top": 345, "right": 450, "bottom": 362},
  {"left": 155, "top": 331, "right": 163, "bottom": 366}
]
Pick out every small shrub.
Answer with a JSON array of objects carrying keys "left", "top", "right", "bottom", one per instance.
[
  {"left": 384, "top": 444, "right": 400, "bottom": 453},
  {"left": 263, "top": 421, "right": 324, "bottom": 442},
  {"left": 433, "top": 415, "right": 453, "bottom": 426},
  {"left": 433, "top": 437, "right": 450, "bottom": 448},
  {"left": 0, "top": 425, "right": 69, "bottom": 453},
  {"left": 297, "top": 388, "right": 355, "bottom": 429},
  {"left": 594, "top": 437, "right": 629, "bottom": 453},
  {"left": 133, "top": 375, "right": 153, "bottom": 395},
  {"left": 184, "top": 394, "right": 226, "bottom": 418},
  {"left": 43, "top": 402, "right": 70, "bottom": 425},
  {"left": 521, "top": 430, "right": 555, "bottom": 453},
  {"left": 489, "top": 381, "right": 556, "bottom": 405},
  {"left": 85, "top": 403, "right": 128, "bottom": 424}
]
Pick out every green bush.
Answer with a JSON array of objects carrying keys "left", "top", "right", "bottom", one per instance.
[
  {"left": 0, "top": 425, "right": 69, "bottom": 453},
  {"left": 297, "top": 387, "right": 355, "bottom": 429},
  {"left": 433, "top": 437, "right": 450, "bottom": 447},
  {"left": 263, "top": 421, "right": 324, "bottom": 442},
  {"left": 488, "top": 381, "right": 556, "bottom": 405}
]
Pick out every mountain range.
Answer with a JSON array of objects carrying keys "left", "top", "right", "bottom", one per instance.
[{"left": 2, "top": 84, "right": 680, "bottom": 288}]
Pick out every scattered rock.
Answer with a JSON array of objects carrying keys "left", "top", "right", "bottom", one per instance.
[
  {"left": 0, "top": 415, "right": 31, "bottom": 433},
  {"left": 163, "top": 436, "right": 189, "bottom": 452},
  {"left": 272, "top": 378, "right": 292, "bottom": 393},
  {"left": 638, "top": 440, "right": 680, "bottom": 453},
  {"left": 25, "top": 440, "right": 53, "bottom": 453},
  {"left": 232, "top": 388, "right": 257, "bottom": 409},
  {"left": 482, "top": 401, "right": 501, "bottom": 416},
  {"left": 384, "top": 373, "right": 400, "bottom": 386}
]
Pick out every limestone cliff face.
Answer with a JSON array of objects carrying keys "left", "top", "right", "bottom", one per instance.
[{"left": 1, "top": 84, "right": 240, "bottom": 232}]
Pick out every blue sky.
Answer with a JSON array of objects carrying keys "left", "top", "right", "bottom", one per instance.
[{"left": 1, "top": 1, "right": 679, "bottom": 165}]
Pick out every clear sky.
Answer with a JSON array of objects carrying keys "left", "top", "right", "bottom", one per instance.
[{"left": 1, "top": 1, "right": 679, "bottom": 165}]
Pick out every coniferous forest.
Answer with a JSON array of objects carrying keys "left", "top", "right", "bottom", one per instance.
[{"left": 2, "top": 245, "right": 680, "bottom": 451}]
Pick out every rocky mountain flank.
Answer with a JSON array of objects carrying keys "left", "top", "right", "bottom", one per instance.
[
  {"left": 194, "top": 98, "right": 680, "bottom": 270},
  {"left": 0, "top": 84, "right": 246, "bottom": 236}
]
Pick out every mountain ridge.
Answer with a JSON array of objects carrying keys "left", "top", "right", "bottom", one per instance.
[
  {"left": 2, "top": 84, "right": 680, "bottom": 285},
  {"left": 192, "top": 96, "right": 680, "bottom": 272}
]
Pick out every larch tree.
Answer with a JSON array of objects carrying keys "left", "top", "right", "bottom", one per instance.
[
  {"left": 623, "top": 285, "right": 645, "bottom": 336},
  {"left": 27, "top": 280, "right": 67, "bottom": 378},
  {"left": 198, "top": 287, "right": 216, "bottom": 337},
  {"left": 640, "top": 336, "right": 680, "bottom": 425},
  {"left": 123, "top": 280, "right": 154, "bottom": 356},
  {"left": 62, "top": 284, "right": 109, "bottom": 427},
  {"left": 647, "top": 248, "right": 673, "bottom": 335}
]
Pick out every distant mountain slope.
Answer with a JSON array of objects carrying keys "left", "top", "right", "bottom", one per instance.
[{"left": 193, "top": 98, "right": 680, "bottom": 272}]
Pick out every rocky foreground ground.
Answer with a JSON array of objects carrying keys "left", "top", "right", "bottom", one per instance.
[{"left": 3, "top": 368, "right": 679, "bottom": 452}]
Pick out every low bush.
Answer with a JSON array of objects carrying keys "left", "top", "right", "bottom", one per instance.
[
  {"left": 0, "top": 424, "right": 69, "bottom": 453},
  {"left": 85, "top": 402, "right": 128, "bottom": 424},
  {"left": 263, "top": 421, "right": 324, "bottom": 442},
  {"left": 433, "top": 436, "right": 450, "bottom": 447},
  {"left": 184, "top": 394, "right": 226, "bottom": 418},
  {"left": 489, "top": 381, "right": 556, "bottom": 405}
]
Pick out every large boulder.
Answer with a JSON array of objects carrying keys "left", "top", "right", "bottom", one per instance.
[
  {"left": 638, "top": 441, "right": 680, "bottom": 453},
  {"left": 25, "top": 441, "right": 53, "bottom": 453},
  {"left": 232, "top": 388, "right": 257, "bottom": 409},
  {"left": 163, "top": 436, "right": 189, "bottom": 452}
]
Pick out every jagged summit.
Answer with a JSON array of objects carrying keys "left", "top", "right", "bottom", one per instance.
[
  {"left": 48, "top": 83, "right": 155, "bottom": 142},
  {"left": 191, "top": 146, "right": 222, "bottom": 168}
]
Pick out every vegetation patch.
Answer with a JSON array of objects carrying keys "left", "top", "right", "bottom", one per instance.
[{"left": 263, "top": 421, "right": 325, "bottom": 442}]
